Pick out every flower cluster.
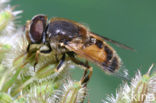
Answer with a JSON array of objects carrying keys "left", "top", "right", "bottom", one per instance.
[{"left": 102, "top": 64, "right": 156, "bottom": 103}]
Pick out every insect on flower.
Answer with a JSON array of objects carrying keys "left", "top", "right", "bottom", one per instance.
[{"left": 25, "top": 14, "right": 133, "bottom": 84}]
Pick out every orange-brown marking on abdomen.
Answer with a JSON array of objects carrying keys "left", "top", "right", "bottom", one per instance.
[{"left": 81, "top": 44, "right": 107, "bottom": 62}]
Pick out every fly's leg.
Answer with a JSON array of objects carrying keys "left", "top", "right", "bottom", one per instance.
[
  {"left": 69, "top": 57, "right": 93, "bottom": 85},
  {"left": 26, "top": 43, "right": 31, "bottom": 52},
  {"left": 55, "top": 53, "right": 66, "bottom": 72}
]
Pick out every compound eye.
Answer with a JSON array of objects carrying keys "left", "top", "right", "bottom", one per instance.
[{"left": 29, "top": 15, "right": 47, "bottom": 43}]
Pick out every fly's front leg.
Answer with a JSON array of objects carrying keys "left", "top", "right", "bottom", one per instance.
[
  {"left": 26, "top": 43, "right": 38, "bottom": 71},
  {"left": 27, "top": 43, "right": 32, "bottom": 52}
]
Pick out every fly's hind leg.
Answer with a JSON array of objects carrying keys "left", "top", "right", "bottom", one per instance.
[{"left": 69, "top": 57, "right": 93, "bottom": 85}]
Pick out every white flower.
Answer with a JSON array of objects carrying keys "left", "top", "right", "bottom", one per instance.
[
  {"left": 102, "top": 64, "right": 156, "bottom": 103},
  {"left": 0, "top": 5, "right": 22, "bottom": 35}
]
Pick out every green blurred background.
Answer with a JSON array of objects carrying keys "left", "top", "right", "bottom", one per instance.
[{"left": 11, "top": 0, "right": 156, "bottom": 102}]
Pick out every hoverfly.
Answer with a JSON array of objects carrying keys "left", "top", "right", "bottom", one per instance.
[{"left": 25, "top": 14, "right": 133, "bottom": 84}]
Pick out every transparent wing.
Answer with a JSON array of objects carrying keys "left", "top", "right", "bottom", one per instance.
[{"left": 90, "top": 32, "right": 135, "bottom": 51}]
